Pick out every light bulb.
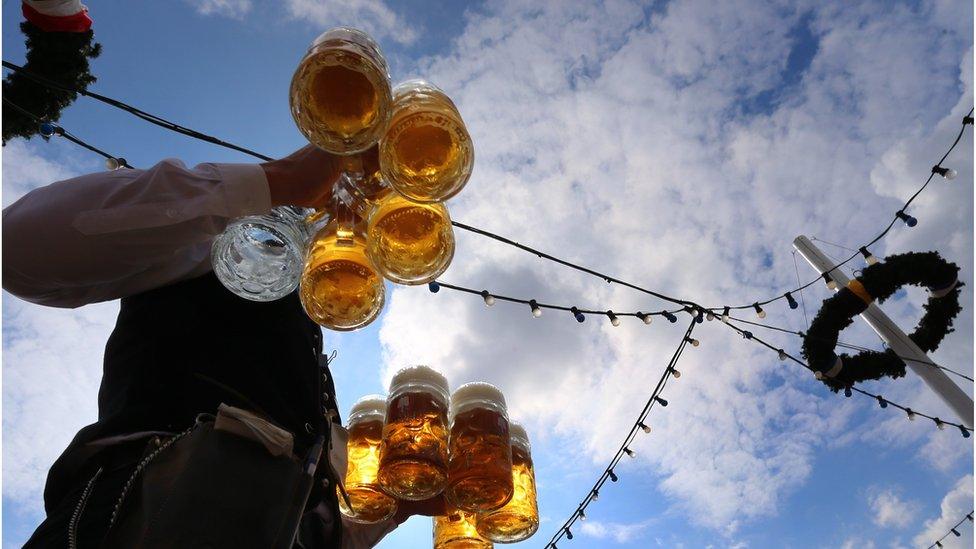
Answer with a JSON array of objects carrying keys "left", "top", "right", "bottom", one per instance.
[
  {"left": 530, "top": 300, "right": 542, "bottom": 317},
  {"left": 688, "top": 338, "right": 700, "bottom": 347},
  {"left": 824, "top": 274, "right": 838, "bottom": 290},
  {"left": 778, "top": 349, "right": 787, "bottom": 361},
  {"left": 945, "top": 168, "right": 957, "bottom": 180},
  {"left": 896, "top": 210, "right": 917, "bottom": 227},
  {"left": 906, "top": 408, "right": 916, "bottom": 421},
  {"left": 638, "top": 312, "right": 653, "bottom": 325},
  {"left": 39, "top": 122, "right": 56, "bottom": 138},
  {"left": 106, "top": 157, "right": 121, "bottom": 170},
  {"left": 591, "top": 490, "right": 599, "bottom": 501},
  {"left": 706, "top": 311, "right": 715, "bottom": 321},
  {"left": 607, "top": 311, "right": 620, "bottom": 326},
  {"left": 481, "top": 290, "right": 495, "bottom": 306},
  {"left": 579, "top": 511, "right": 586, "bottom": 521},
  {"left": 753, "top": 303, "right": 765, "bottom": 319},
  {"left": 961, "top": 426, "right": 971, "bottom": 438},
  {"left": 785, "top": 292, "right": 799, "bottom": 310},
  {"left": 670, "top": 367, "right": 681, "bottom": 378},
  {"left": 639, "top": 422, "right": 651, "bottom": 434},
  {"left": 722, "top": 306, "right": 730, "bottom": 322},
  {"left": 935, "top": 418, "right": 946, "bottom": 430},
  {"left": 623, "top": 447, "right": 636, "bottom": 458},
  {"left": 571, "top": 307, "right": 585, "bottom": 323}
]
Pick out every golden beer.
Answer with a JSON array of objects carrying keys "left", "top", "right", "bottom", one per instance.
[
  {"left": 299, "top": 213, "right": 385, "bottom": 331},
  {"left": 337, "top": 395, "right": 398, "bottom": 523},
  {"left": 377, "top": 366, "right": 451, "bottom": 500},
  {"left": 290, "top": 27, "right": 392, "bottom": 154},
  {"left": 380, "top": 79, "right": 474, "bottom": 203},
  {"left": 367, "top": 191, "right": 455, "bottom": 285},
  {"left": 446, "top": 383, "right": 513, "bottom": 513},
  {"left": 476, "top": 422, "right": 539, "bottom": 542},
  {"left": 433, "top": 509, "right": 493, "bottom": 549}
]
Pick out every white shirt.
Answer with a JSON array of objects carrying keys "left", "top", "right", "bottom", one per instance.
[
  {"left": 2, "top": 159, "right": 398, "bottom": 547},
  {"left": 2, "top": 159, "right": 271, "bottom": 308}
]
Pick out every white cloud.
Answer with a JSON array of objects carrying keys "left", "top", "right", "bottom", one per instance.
[
  {"left": 187, "top": 0, "right": 253, "bottom": 19},
  {"left": 580, "top": 518, "right": 653, "bottom": 543},
  {"left": 284, "top": 0, "right": 417, "bottom": 45},
  {"left": 868, "top": 488, "right": 920, "bottom": 529},
  {"left": 2, "top": 139, "right": 79, "bottom": 208},
  {"left": 377, "top": 0, "right": 973, "bottom": 534},
  {"left": 912, "top": 475, "right": 974, "bottom": 548}
]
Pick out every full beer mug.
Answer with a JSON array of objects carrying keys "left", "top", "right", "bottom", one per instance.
[
  {"left": 476, "top": 422, "right": 540, "bottom": 542},
  {"left": 299, "top": 202, "right": 385, "bottom": 331},
  {"left": 290, "top": 27, "right": 393, "bottom": 154},
  {"left": 446, "top": 382, "right": 513, "bottom": 512},
  {"left": 212, "top": 206, "right": 315, "bottom": 301},
  {"left": 377, "top": 366, "right": 451, "bottom": 500},
  {"left": 380, "top": 79, "right": 474, "bottom": 203},
  {"left": 433, "top": 509, "right": 493, "bottom": 549},
  {"left": 335, "top": 172, "right": 455, "bottom": 285},
  {"left": 337, "top": 395, "right": 398, "bottom": 523}
]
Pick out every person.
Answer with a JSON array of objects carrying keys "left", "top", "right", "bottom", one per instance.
[{"left": 2, "top": 144, "right": 443, "bottom": 547}]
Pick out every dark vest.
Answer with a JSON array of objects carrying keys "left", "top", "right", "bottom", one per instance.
[{"left": 43, "top": 271, "right": 342, "bottom": 546}]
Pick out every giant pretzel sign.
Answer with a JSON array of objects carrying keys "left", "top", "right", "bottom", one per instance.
[{"left": 801, "top": 251, "right": 962, "bottom": 392}]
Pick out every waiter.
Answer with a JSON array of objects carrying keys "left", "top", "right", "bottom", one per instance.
[{"left": 3, "top": 144, "right": 440, "bottom": 547}]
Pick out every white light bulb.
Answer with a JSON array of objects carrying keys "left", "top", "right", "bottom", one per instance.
[
  {"left": 706, "top": 312, "right": 715, "bottom": 321},
  {"left": 642, "top": 314, "right": 653, "bottom": 325},
  {"left": 757, "top": 310, "right": 766, "bottom": 319},
  {"left": 866, "top": 255, "right": 879, "bottom": 266},
  {"left": 640, "top": 423, "right": 651, "bottom": 434},
  {"left": 826, "top": 279, "right": 838, "bottom": 290},
  {"left": 532, "top": 307, "right": 542, "bottom": 318},
  {"left": 611, "top": 317, "right": 621, "bottom": 327},
  {"left": 945, "top": 168, "right": 957, "bottom": 180},
  {"left": 105, "top": 157, "right": 120, "bottom": 170},
  {"left": 690, "top": 338, "right": 700, "bottom": 347},
  {"left": 671, "top": 368, "right": 681, "bottom": 378}
]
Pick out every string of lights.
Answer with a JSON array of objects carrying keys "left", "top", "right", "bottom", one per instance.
[
  {"left": 428, "top": 280, "right": 692, "bottom": 323},
  {"left": 927, "top": 510, "right": 974, "bottom": 548},
  {"left": 720, "top": 318, "right": 973, "bottom": 435},
  {"left": 2, "top": 97, "right": 133, "bottom": 169},
  {"left": 703, "top": 108, "right": 973, "bottom": 314},
  {"left": 722, "top": 314, "right": 974, "bottom": 382},
  {"left": 543, "top": 319, "right": 697, "bottom": 549}
]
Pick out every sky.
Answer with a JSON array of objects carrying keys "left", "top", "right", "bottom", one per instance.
[{"left": 1, "top": 0, "right": 974, "bottom": 548}]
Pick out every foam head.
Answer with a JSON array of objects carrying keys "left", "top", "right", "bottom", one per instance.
[
  {"left": 388, "top": 365, "right": 450, "bottom": 395},
  {"left": 350, "top": 394, "right": 387, "bottom": 417},
  {"left": 450, "top": 382, "right": 507, "bottom": 420}
]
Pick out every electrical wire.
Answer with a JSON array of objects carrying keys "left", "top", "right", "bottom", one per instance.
[
  {"left": 926, "top": 510, "right": 974, "bottom": 549},
  {"left": 543, "top": 319, "right": 697, "bottom": 549}
]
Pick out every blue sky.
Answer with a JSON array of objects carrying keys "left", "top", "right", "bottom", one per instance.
[{"left": 2, "top": 1, "right": 974, "bottom": 548}]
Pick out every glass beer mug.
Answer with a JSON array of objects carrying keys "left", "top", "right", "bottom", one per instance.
[
  {"left": 433, "top": 509, "right": 493, "bottom": 549},
  {"left": 290, "top": 27, "right": 393, "bottom": 155},
  {"left": 380, "top": 79, "right": 474, "bottom": 203},
  {"left": 211, "top": 206, "right": 315, "bottom": 302},
  {"left": 446, "top": 382, "right": 513, "bottom": 512},
  {"left": 299, "top": 202, "right": 385, "bottom": 331},
  {"left": 337, "top": 395, "right": 398, "bottom": 523},
  {"left": 377, "top": 366, "right": 451, "bottom": 500},
  {"left": 335, "top": 170, "right": 455, "bottom": 285},
  {"left": 476, "top": 421, "right": 540, "bottom": 542}
]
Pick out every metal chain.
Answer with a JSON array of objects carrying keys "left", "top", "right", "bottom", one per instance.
[{"left": 68, "top": 467, "right": 104, "bottom": 549}]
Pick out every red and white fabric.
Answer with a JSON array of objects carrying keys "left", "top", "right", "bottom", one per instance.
[{"left": 22, "top": 0, "right": 92, "bottom": 32}]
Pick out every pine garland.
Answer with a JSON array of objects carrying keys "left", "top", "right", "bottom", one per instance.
[
  {"left": 802, "top": 251, "right": 962, "bottom": 392},
  {"left": 2, "top": 21, "right": 101, "bottom": 144}
]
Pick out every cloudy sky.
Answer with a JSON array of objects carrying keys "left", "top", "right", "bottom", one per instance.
[{"left": 2, "top": 0, "right": 973, "bottom": 547}]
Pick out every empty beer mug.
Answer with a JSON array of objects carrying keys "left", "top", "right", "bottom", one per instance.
[
  {"left": 335, "top": 173, "right": 456, "bottom": 285},
  {"left": 433, "top": 509, "right": 493, "bottom": 549},
  {"left": 290, "top": 27, "right": 393, "bottom": 154},
  {"left": 380, "top": 79, "right": 474, "bottom": 203},
  {"left": 476, "top": 422, "right": 540, "bottom": 542},
  {"left": 212, "top": 206, "right": 314, "bottom": 302},
  {"left": 377, "top": 366, "right": 451, "bottom": 500},
  {"left": 299, "top": 208, "right": 385, "bottom": 331},
  {"left": 337, "top": 395, "right": 398, "bottom": 523},
  {"left": 446, "top": 382, "right": 513, "bottom": 513}
]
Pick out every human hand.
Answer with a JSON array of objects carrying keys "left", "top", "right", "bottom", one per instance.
[
  {"left": 391, "top": 493, "right": 447, "bottom": 524},
  {"left": 262, "top": 144, "right": 377, "bottom": 209}
]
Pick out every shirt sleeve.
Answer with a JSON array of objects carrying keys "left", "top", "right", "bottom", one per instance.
[{"left": 1, "top": 158, "right": 272, "bottom": 308}]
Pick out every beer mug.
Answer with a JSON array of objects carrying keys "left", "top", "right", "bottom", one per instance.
[
  {"left": 446, "top": 382, "right": 513, "bottom": 512},
  {"left": 335, "top": 173, "right": 456, "bottom": 285},
  {"left": 377, "top": 366, "right": 451, "bottom": 500},
  {"left": 337, "top": 395, "right": 398, "bottom": 523},
  {"left": 211, "top": 206, "right": 315, "bottom": 302},
  {"left": 433, "top": 509, "right": 493, "bottom": 549},
  {"left": 476, "top": 422, "right": 539, "bottom": 542},
  {"left": 380, "top": 79, "right": 474, "bottom": 203},
  {"left": 290, "top": 27, "right": 393, "bottom": 154},
  {"left": 299, "top": 204, "right": 385, "bottom": 331}
]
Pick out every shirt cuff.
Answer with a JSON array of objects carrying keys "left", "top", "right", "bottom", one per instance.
[{"left": 215, "top": 163, "right": 272, "bottom": 218}]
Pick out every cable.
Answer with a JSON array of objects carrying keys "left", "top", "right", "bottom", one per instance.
[
  {"left": 720, "top": 318, "right": 973, "bottom": 434},
  {"left": 724, "top": 314, "right": 974, "bottom": 382},
  {"left": 2, "top": 60, "right": 273, "bottom": 162},
  {"left": 2, "top": 97, "right": 132, "bottom": 169},
  {"left": 704, "top": 109, "right": 973, "bottom": 313},
  {"left": 543, "top": 319, "right": 697, "bottom": 549},
  {"left": 927, "top": 510, "right": 974, "bottom": 549}
]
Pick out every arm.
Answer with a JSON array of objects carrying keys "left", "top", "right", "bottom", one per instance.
[{"left": 2, "top": 145, "right": 341, "bottom": 308}]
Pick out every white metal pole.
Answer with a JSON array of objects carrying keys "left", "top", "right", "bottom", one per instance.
[{"left": 793, "top": 235, "right": 973, "bottom": 429}]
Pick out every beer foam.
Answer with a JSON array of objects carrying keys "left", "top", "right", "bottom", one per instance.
[
  {"left": 389, "top": 365, "right": 450, "bottom": 394},
  {"left": 349, "top": 394, "right": 387, "bottom": 416},
  {"left": 450, "top": 382, "right": 507, "bottom": 411}
]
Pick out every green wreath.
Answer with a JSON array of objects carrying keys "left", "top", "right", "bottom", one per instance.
[
  {"left": 801, "top": 251, "right": 962, "bottom": 392},
  {"left": 2, "top": 21, "right": 101, "bottom": 144}
]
